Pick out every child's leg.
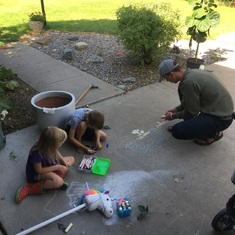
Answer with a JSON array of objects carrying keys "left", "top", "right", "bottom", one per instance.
[
  {"left": 94, "top": 130, "right": 106, "bottom": 142},
  {"left": 75, "top": 121, "right": 87, "bottom": 142},
  {"left": 40, "top": 172, "right": 64, "bottom": 190},
  {"left": 75, "top": 121, "right": 87, "bottom": 152},
  {"left": 94, "top": 130, "right": 106, "bottom": 150},
  {"left": 63, "top": 156, "right": 75, "bottom": 167},
  {"left": 15, "top": 171, "right": 70, "bottom": 203},
  {"left": 99, "top": 130, "right": 106, "bottom": 142},
  {"left": 15, "top": 181, "right": 46, "bottom": 203},
  {"left": 54, "top": 169, "right": 66, "bottom": 179}
]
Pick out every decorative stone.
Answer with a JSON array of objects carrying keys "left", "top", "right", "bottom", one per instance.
[
  {"left": 35, "top": 37, "right": 52, "bottom": 45},
  {"left": 67, "top": 36, "right": 79, "bottom": 41},
  {"left": 86, "top": 55, "right": 104, "bottom": 63},
  {"left": 61, "top": 49, "right": 77, "bottom": 61},
  {"left": 75, "top": 42, "right": 88, "bottom": 50},
  {"left": 117, "top": 85, "right": 126, "bottom": 90},
  {"left": 122, "top": 77, "right": 136, "bottom": 83},
  {"left": 28, "top": 21, "right": 44, "bottom": 32}
]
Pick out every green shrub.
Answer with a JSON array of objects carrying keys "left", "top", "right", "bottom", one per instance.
[
  {"left": 0, "top": 65, "right": 19, "bottom": 113},
  {"left": 217, "top": 0, "right": 235, "bottom": 7},
  {"left": 28, "top": 12, "right": 46, "bottom": 23},
  {"left": 116, "top": 3, "right": 182, "bottom": 65},
  {"left": 151, "top": 2, "right": 182, "bottom": 50}
]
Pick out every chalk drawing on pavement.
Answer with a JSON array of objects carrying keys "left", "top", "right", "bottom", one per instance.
[
  {"left": 126, "top": 122, "right": 168, "bottom": 152},
  {"left": 66, "top": 169, "right": 173, "bottom": 226}
]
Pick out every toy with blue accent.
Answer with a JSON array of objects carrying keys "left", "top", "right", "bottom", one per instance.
[
  {"left": 16, "top": 189, "right": 113, "bottom": 235},
  {"left": 116, "top": 197, "right": 131, "bottom": 218}
]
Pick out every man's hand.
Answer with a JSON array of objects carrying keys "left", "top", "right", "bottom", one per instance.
[{"left": 161, "top": 112, "right": 174, "bottom": 121}]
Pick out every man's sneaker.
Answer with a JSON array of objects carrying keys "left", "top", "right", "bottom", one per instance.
[{"left": 167, "top": 126, "right": 172, "bottom": 133}]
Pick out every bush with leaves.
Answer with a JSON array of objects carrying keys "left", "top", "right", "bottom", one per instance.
[
  {"left": 151, "top": 2, "right": 182, "bottom": 50},
  {"left": 217, "top": 0, "right": 235, "bottom": 7},
  {"left": 137, "top": 205, "right": 149, "bottom": 220},
  {"left": 116, "top": 3, "right": 182, "bottom": 65},
  {"left": 28, "top": 12, "right": 46, "bottom": 23},
  {"left": 185, "top": 0, "right": 220, "bottom": 61},
  {"left": 0, "top": 65, "right": 19, "bottom": 114}
]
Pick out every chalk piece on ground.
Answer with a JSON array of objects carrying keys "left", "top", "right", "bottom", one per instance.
[{"left": 65, "top": 223, "right": 73, "bottom": 233}]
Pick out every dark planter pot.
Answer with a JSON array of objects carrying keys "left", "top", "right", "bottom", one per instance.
[
  {"left": 0, "top": 122, "right": 6, "bottom": 150},
  {"left": 186, "top": 58, "right": 205, "bottom": 69}
]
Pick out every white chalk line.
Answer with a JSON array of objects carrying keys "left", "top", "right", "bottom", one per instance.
[
  {"left": 66, "top": 169, "right": 174, "bottom": 226},
  {"left": 126, "top": 122, "right": 169, "bottom": 152},
  {"left": 43, "top": 191, "right": 58, "bottom": 216}
]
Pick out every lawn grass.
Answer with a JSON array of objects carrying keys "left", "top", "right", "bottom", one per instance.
[{"left": 0, "top": 0, "right": 235, "bottom": 42}]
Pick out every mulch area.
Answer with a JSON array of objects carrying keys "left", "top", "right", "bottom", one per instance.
[{"left": 2, "top": 76, "right": 37, "bottom": 135}]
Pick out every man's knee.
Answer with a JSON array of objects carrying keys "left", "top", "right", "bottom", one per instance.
[
  {"left": 171, "top": 125, "right": 183, "bottom": 139},
  {"left": 172, "top": 126, "right": 180, "bottom": 139}
]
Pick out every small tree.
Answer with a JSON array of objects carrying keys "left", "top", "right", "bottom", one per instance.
[
  {"left": 116, "top": 3, "right": 182, "bottom": 65},
  {"left": 185, "top": 0, "right": 220, "bottom": 61}
]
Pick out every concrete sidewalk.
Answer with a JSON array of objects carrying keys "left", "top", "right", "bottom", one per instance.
[
  {"left": 0, "top": 43, "right": 123, "bottom": 108},
  {"left": 0, "top": 42, "right": 235, "bottom": 235}
]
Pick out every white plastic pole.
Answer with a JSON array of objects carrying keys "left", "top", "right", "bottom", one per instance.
[{"left": 16, "top": 203, "right": 86, "bottom": 235}]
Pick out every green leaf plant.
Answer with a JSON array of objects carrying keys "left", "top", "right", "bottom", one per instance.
[
  {"left": 0, "top": 65, "right": 19, "bottom": 115},
  {"left": 185, "top": 0, "right": 220, "bottom": 61},
  {"left": 137, "top": 205, "right": 149, "bottom": 220},
  {"left": 116, "top": 3, "right": 182, "bottom": 65},
  {"left": 28, "top": 12, "right": 46, "bottom": 23}
]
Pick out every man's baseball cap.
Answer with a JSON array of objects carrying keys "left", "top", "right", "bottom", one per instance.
[{"left": 158, "top": 59, "right": 179, "bottom": 82}]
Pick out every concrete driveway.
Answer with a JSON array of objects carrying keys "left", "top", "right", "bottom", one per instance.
[{"left": 0, "top": 42, "right": 235, "bottom": 235}]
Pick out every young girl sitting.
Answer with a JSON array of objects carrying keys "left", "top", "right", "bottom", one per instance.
[{"left": 16, "top": 126, "right": 75, "bottom": 203}]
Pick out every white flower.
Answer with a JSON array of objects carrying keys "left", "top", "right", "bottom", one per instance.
[{"left": 1, "top": 109, "right": 8, "bottom": 121}]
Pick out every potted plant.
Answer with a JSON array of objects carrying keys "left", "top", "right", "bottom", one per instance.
[
  {"left": 0, "top": 109, "right": 7, "bottom": 150},
  {"left": 28, "top": 11, "right": 46, "bottom": 32},
  {"left": 185, "top": 0, "right": 220, "bottom": 69}
]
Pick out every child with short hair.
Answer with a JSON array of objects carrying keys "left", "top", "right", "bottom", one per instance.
[
  {"left": 16, "top": 126, "right": 75, "bottom": 203},
  {"left": 65, "top": 108, "right": 106, "bottom": 154}
]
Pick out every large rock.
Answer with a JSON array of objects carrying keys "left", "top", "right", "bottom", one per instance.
[
  {"left": 75, "top": 42, "right": 88, "bottom": 50},
  {"left": 122, "top": 77, "right": 136, "bottom": 83},
  {"left": 86, "top": 55, "right": 104, "bottom": 63},
  {"left": 61, "top": 48, "right": 77, "bottom": 61},
  {"left": 67, "top": 35, "right": 79, "bottom": 41},
  {"left": 35, "top": 36, "right": 52, "bottom": 45}
]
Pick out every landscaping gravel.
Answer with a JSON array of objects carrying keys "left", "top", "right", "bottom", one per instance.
[
  {"left": 3, "top": 31, "right": 233, "bottom": 134},
  {"left": 21, "top": 30, "right": 235, "bottom": 91}
]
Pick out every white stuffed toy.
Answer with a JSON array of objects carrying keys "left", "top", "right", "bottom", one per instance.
[{"left": 79, "top": 189, "right": 113, "bottom": 217}]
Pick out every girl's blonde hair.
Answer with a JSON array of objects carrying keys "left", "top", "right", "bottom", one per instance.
[{"left": 31, "top": 126, "right": 67, "bottom": 160}]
